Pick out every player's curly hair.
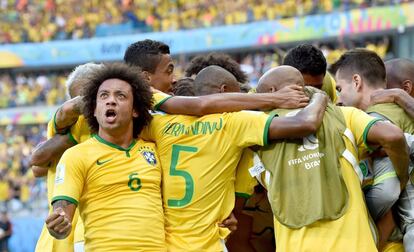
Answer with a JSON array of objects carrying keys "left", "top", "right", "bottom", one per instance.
[
  {"left": 81, "top": 63, "right": 153, "bottom": 138},
  {"left": 124, "top": 39, "right": 170, "bottom": 73},
  {"left": 283, "top": 44, "right": 327, "bottom": 76},
  {"left": 185, "top": 53, "right": 248, "bottom": 84},
  {"left": 172, "top": 77, "right": 196, "bottom": 96}
]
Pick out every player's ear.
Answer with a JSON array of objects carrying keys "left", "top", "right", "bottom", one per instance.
[
  {"left": 220, "top": 84, "right": 226, "bottom": 93},
  {"left": 270, "top": 86, "right": 276, "bottom": 93},
  {"left": 352, "top": 74, "right": 362, "bottom": 91},
  {"left": 402, "top": 80, "right": 413, "bottom": 94},
  {"left": 142, "top": 71, "right": 151, "bottom": 83},
  {"left": 132, "top": 109, "right": 139, "bottom": 118}
]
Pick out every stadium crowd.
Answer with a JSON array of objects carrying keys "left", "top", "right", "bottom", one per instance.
[
  {"left": 0, "top": 124, "right": 47, "bottom": 214},
  {"left": 0, "top": 0, "right": 410, "bottom": 43},
  {"left": 0, "top": 37, "right": 390, "bottom": 108}
]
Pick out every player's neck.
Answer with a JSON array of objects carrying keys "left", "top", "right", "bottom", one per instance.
[
  {"left": 361, "top": 86, "right": 384, "bottom": 111},
  {"left": 98, "top": 126, "right": 134, "bottom": 149}
]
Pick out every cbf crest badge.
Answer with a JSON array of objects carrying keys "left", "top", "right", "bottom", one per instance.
[{"left": 139, "top": 146, "right": 157, "bottom": 166}]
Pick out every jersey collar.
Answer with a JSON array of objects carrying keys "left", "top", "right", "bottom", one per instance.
[{"left": 93, "top": 134, "right": 137, "bottom": 157}]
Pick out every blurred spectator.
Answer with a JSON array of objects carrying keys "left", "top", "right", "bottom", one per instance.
[
  {"left": 0, "top": 210, "right": 11, "bottom": 252},
  {"left": 0, "top": 0, "right": 408, "bottom": 44},
  {"left": 0, "top": 125, "right": 47, "bottom": 216},
  {"left": 0, "top": 72, "right": 67, "bottom": 108},
  {"left": 0, "top": 36, "right": 391, "bottom": 107}
]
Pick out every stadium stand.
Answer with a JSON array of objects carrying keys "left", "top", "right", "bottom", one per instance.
[
  {"left": 0, "top": 0, "right": 413, "bottom": 251},
  {"left": 0, "top": 36, "right": 390, "bottom": 108},
  {"left": 0, "top": 0, "right": 409, "bottom": 43}
]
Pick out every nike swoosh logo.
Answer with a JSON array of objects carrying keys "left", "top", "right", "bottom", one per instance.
[{"left": 96, "top": 159, "right": 112, "bottom": 165}]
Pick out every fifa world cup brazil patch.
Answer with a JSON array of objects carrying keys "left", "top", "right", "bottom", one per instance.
[{"left": 138, "top": 146, "right": 157, "bottom": 166}]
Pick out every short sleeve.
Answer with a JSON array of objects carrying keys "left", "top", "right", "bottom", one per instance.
[
  {"left": 152, "top": 91, "right": 172, "bottom": 111},
  {"left": 51, "top": 149, "right": 85, "bottom": 206},
  {"left": 140, "top": 113, "right": 163, "bottom": 142},
  {"left": 235, "top": 149, "right": 259, "bottom": 198},
  {"left": 226, "top": 111, "right": 274, "bottom": 148},
  {"left": 46, "top": 119, "right": 56, "bottom": 139},
  {"left": 340, "top": 107, "right": 382, "bottom": 153},
  {"left": 68, "top": 116, "right": 90, "bottom": 144}
]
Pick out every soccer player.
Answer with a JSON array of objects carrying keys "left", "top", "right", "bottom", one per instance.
[
  {"left": 140, "top": 65, "right": 328, "bottom": 251},
  {"left": 370, "top": 58, "right": 414, "bottom": 118},
  {"left": 185, "top": 53, "right": 249, "bottom": 85},
  {"left": 333, "top": 50, "right": 411, "bottom": 250},
  {"left": 172, "top": 77, "right": 196, "bottom": 96},
  {"left": 364, "top": 58, "right": 414, "bottom": 252},
  {"left": 32, "top": 63, "right": 103, "bottom": 252},
  {"left": 45, "top": 63, "right": 166, "bottom": 251},
  {"left": 256, "top": 65, "right": 408, "bottom": 252},
  {"left": 124, "top": 39, "right": 176, "bottom": 93},
  {"left": 123, "top": 39, "right": 309, "bottom": 115},
  {"left": 283, "top": 43, "right": 338, "bottom": 102}
]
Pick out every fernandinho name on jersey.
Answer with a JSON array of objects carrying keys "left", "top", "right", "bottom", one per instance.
[{"left": 162, "top": 118, "right": 223, "bottom": 137}]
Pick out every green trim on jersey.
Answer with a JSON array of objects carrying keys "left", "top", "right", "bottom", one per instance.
[
  {"left": 263, "top": 111, "right": 277, "bottom": 146},
  {"left": 51, "top": 195, "right": 79, "bottom": 206},
  {"left": 93, "top": 134, "right": 136, "bottom": 157},
  {"left": 235, "top": 192, "right": 252, "bottom": 199},
  {"left": 68, "top": 132, "right": 78, "bottom": 145},
  {"left": 362, "top": 118, "right": 382, "bottom": 152},
  {"left": 154, "top": 95, "right": 173, "bottom": 111}
]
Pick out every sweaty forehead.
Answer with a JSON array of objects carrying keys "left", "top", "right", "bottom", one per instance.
[{"left": 98, "top": 78, "right": 132, "bottom": 92}]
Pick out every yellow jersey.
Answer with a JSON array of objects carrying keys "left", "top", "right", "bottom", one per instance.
[
  {"left": 52, "top": 135, "right": 165, "bottom": 251},
  {"left": 36, "top": 91, "right": 170, "bottom": 250},
  {"left": 35, "top": 119, "right": 88, "bottom": 251},
  {"left": 273, "top": 106, "right": 380, "bottom": 251},
  {"left": 234, "top": 148, "right": 259, "bottom": 198},
  {"left": 141, "top": 110, "right": 273, "bottom": 251}
]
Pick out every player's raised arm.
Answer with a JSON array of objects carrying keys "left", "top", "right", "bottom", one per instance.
[
  {"left": 46, "top": 200, "right": 76, "bottom": 239},
  {"left": 53, "top": 96, "right": 84, "bottom": 133},
  {"left": 54, "top": 63, "right": 104, "bottom": 132},
  {"left": 30, "top": 134, "right": 76, "bottom": 177},
  {"left": 371, "top": 88, "right": 414, "bottom": 119},
  {"left": 154, "top": 66, "right": 309, "bottom": 116},
  {"left": 158, "top": 85, "right": 309, "bottom": 116},
  {"left": 267, "top": 92, "right": 327, "bottom": 140}
]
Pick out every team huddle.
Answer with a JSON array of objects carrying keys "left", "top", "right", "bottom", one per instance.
[{"left": 29, "top": 40, "right": 414, "bottom": 252}]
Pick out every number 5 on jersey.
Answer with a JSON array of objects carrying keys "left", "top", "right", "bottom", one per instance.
[{"left": 168, "top": 145, "right": 197, "bottom": 207}]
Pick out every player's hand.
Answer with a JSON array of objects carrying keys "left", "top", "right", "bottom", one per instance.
[
  {"left": 46, "top": 208, "right": 72, "bottom": 239},
  {"left": 219, "top": 212, "right": 238, "bottom": 232},
  {"left": 370, "top": 89, "right": 401, "bottom": 105},
  {"left": 273, "top": 85, "right": 310, "bottom": 109}
]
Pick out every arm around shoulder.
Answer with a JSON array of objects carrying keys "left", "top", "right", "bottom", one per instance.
[{"left": 267, "top": 93, "right": 328, "bottom": 140}]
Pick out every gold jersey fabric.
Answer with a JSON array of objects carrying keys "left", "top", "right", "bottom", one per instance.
[
  {"left": 36, "top": 90, "right": 170, "bottom": 251},
  {"left": 52, "top": 136, "right": 165, "bottom": 251},
  {"left": 35, "top": 119, "right": 87, "bottom": 251},
  {"left": 141, "top": 110, "right": 273, "bottom": 251}
]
